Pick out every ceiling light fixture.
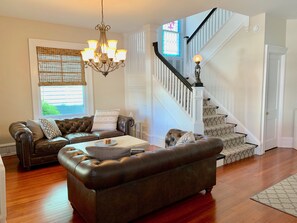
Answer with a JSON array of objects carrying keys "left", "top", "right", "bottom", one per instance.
[{"left": 81, "top": 0, "right": 127, "bottom": 77}]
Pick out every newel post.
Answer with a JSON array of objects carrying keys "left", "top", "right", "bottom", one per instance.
[{"left": 192, "top": 86, "right": 204, "bottom": 134}]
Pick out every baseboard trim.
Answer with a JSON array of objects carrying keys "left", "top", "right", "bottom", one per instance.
[
  {"left": 279, "top": 137, "right": 293, "bottom": 148},
  {"left": 0, "top": 143, "right": 16, "bottom": 157}
]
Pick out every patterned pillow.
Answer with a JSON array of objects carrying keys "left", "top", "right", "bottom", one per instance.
[
  {"left": 91, "top": 109, "right": 120, "bottom": 131},
  {"left": 27, "top": 120, "right": 45, "bottom": 141},
  {"left": 39, "top": 118, "right": 62, "bottom": 139},
  {"left": 176, "top": 131, "right": 196, "bottom": 146}
]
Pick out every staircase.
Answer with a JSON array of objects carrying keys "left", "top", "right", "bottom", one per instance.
[
  {"left": 203, "top": 98, "right": 257, "bottom": 164},
  {"left": 151, "top": 8, "right": 256, "bottom": 165}
]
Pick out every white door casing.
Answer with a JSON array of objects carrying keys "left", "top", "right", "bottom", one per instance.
[
  {"left": 261, "top": 45, "right": 287, "bottom": 152},
  {"left": 265, "top": 54, "right": 280, "bottom": 150}
]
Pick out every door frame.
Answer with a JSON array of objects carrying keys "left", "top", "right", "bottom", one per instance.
[{"left": 260, "top": 44, "right": 287, "bottom": 154}]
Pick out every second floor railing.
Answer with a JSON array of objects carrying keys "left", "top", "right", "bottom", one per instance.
[{"left": 186, "top": 8, "right": 233, "bottom": 65}]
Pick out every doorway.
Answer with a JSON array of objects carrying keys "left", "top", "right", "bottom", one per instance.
[{"left": 262, "top": 45, "right": 287, "bottom": 152}]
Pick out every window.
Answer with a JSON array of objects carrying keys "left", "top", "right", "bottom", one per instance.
[
  {"left": 29, "top": 39, "right": 94, "bottom": 119},
  {"left": 40, "top": 86, "right": 86, "bottom": 116},
  {"left": 162, "top": 20, "right": 180, "bottom": 56}
]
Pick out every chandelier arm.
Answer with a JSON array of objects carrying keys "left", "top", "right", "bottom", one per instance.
[
  {"left": 108, "top": 63, "right": 121, "bottom": 73},
  {"left": 89, "top": 60, "right": 102, "bottom": 73}
]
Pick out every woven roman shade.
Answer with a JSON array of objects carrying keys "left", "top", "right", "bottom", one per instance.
[{"left": 36, "top": 47, "right": 86, "bottom": 86}]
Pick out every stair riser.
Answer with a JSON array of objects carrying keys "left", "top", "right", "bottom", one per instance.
[
  {"left": 204, "top": 116, "right": 226, "bottom": 127},
  {"left": 203, "top": 107, "right": 217, "bottom": 116},
  {"left": 204, "top": 126, "right": 234, "bottom": 136},
  {"left": 223, "top": 147, "right": 255, "bottom": 164},
  {"left": 223, "top": 136, "right": 245, "bottom": 148}
]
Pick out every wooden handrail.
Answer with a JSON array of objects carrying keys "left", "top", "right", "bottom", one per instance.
[
  {"left": 187, "top": 8, "right": 217, "bottom": 44},
  {"left": 152, "top": 42, "right": 192, "bottom": 91}
]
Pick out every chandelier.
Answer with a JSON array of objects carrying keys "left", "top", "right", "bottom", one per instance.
[{"left": 81, "top": 0, "right": 127, "bottom": 77}]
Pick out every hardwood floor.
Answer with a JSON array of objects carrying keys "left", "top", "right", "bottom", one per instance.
[{"left": 3, "top": 148, "right": 297, "bottom": 223}]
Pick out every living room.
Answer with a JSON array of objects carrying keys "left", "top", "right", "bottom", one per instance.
[{"left": 1, "top": 0, "right": 297, "bottom": 222}]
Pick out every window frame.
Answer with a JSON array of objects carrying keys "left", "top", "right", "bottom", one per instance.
[
  {"left": 162, "top": 20, "right": 181, "bottom": 57},
  {"left": 29, "top": 39, "right": 94, "bottom": 120}
]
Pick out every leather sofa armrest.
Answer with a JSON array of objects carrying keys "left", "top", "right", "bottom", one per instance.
[
  {"left": 117, "top": 115, "right": 135, "bottom": 135},
  {"left": 9, "top": 122, "right": 35, "bottom": 169},
  {"left": 9, "top": 122, "right": 33, "bottom": 142}
]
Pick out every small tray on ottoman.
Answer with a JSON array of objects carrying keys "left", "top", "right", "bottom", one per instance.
[{"left": 95, "top": 139, "right": 117, "bottom": 147}]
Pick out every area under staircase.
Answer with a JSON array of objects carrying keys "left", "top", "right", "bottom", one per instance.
[{"left": 203, "top": 98, "right": 257, "bottom": 164}]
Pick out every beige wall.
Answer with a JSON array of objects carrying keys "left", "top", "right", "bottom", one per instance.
[
  {"left": 0, "top": 16, "right": 125, "bottom": 144},
  {"left": 265, "top": 14, "right": 286, "bottom": 46},
  {"left": 203, "top": 14, "right": 266, "bottom": 141},
  {"left": 283, "top": 20, "right": 297, "bottom": 137}
]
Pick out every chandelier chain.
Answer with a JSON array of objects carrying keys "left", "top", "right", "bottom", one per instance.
[{"left": 101, "top": 0, "right": 104, "bottom": 24}]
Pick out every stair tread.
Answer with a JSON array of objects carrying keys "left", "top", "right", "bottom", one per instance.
[
  {"left": 219, "top": 133, "right": 246, "bottom": 141},
  {"left": 203, "top": 114, "right": 226, "bottom": 119},
  {"left": 221, "top": 143, "right": 256, "bottom": 156},
  {"left": 203, "top": 105, "right": 217, "bottom": 109}
]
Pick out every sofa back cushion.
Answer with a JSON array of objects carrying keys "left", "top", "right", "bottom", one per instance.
[
  {"left": 56, "top": 116, "right": 93, "bottom": 135},
  {"left": 27, "top": 120, "right": 45, "bottom": 141}
]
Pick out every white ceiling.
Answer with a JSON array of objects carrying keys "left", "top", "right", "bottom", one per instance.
[{"left": 0, "top": 0, "right": 296, "bottom": 33}]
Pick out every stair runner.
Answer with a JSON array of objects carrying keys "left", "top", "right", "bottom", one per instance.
[{"left": 203, "top": 98, "right": 257, "bottom": 165}]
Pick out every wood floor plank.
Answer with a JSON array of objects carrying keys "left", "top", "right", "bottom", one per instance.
[{"left": 3, "top": 148, "right": 297, "bottom": 222}]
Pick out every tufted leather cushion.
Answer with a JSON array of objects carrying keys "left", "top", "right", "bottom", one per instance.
[
  {"left": 56, "top": 116, "right": 93, "bottom": 135},
  {"left": 165, "top": 129, "right": 203, "bottom": 148},
  {"left": 92, "top": 130, "right": 124, "bottom": 139},
  {"left": 35, "top": 137, "right": 69, "bottom": 155},
  {"left": 64, "top": 133, "right": 99, "bottom": 144}
]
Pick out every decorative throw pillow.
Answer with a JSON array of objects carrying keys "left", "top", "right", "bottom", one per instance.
[
  {"left": 39, "top": 118, "right": 62, "bottom": 140},
  {"left": 86, "top": 146, "right": 131, "bottom": 160},
  {"left": 91, "top": 109, "right": 120, "bottom": 131},
  {"left": 176, "top": 131, "right": 196, "bottom": 146},
  {"left": 27, "top": 120, "right": 45, "bottom": 141}
]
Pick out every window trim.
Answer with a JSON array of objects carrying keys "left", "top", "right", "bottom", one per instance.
[
  {"left": 162, "top": 20, "right": 181, "bottom": 57},
  {"left": 29, "top": 39, "right": 94, "bottom": 119}
]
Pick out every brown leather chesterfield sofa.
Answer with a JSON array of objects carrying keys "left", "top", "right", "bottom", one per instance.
[
  {"left": 9, "top": 115, "right": 134, "bottom": 169},
  {"left": 58, "top": 133, "right": 223, "bottom": 223}
]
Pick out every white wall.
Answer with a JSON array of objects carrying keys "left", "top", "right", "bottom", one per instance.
[
  {"left": 202, "top": 14, "right": 266, "bottom": 141},
  {"left": 265, "top": 14, "right": 286, "bottom": 47},
  {"left": 124, "top": 25, "right": 159, "bottom": 141},
  {"left": 185, "top": 10, "right": 211, "bottom": 37},
  {"left": 124, "top": 25, "right": 196, "bottom": 145},
  {"left": 283, "top": 20, "right": 297, "bottom": 138}
]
